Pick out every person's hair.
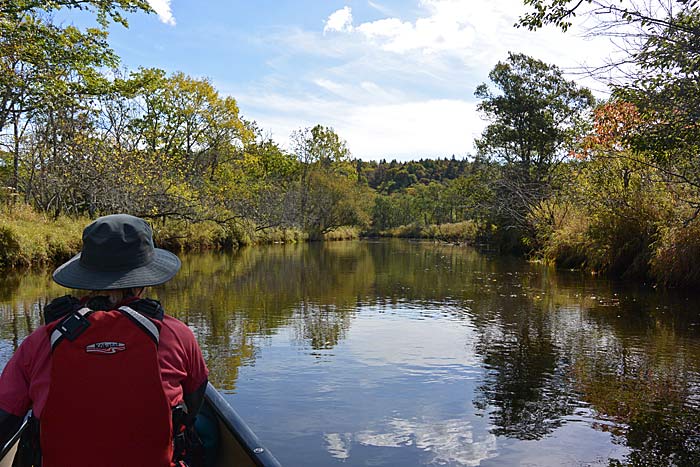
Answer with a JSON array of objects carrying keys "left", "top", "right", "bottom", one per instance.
[{"left": 86, "top": 287, "right": 144, "bottom": 307}]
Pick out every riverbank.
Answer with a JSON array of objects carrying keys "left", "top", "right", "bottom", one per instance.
[
  {"left": 374, "top": 217, "right": 700, "bottom": 289},
  {"left": 374, "top": 220, "right": 484, "bottom": 245},
  {"left": 0, "top": 205, "right": 360, "bottom": 270}
]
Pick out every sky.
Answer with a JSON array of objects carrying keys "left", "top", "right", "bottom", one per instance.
[{"left": 96, "top": 0, "right": 618, "bottom": 161}]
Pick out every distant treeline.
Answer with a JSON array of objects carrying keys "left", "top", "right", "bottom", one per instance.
[
  {"left": 360, "top": 158, "right": 471, "bottom": 194},
  {"left": 2, "top": 0, "right": 700, "bottom": 287}
]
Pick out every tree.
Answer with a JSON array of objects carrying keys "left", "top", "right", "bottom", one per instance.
[
  {"left": 228, "top": 125, "right": 300, "bottom": 231},
  {"left": 0, "top": 1, "right": 152, "bottom": 27},
  {"left": 291, "top": 125, "right": 365, "bottom": 238},
  {"left": 520, "top": 0, "right": 700, "bottom": 215},
  {"left": 517, "top": 0, "right": 696, "bottom": 35},
  {"left": 559, "top": 100, "right": 669, "bottom": 278},
  {"left": 474, "top": 53, "right": 594, "bottom": 245},
  {"left": 0, "top": 0, "right": 152, "bottom": 188}
]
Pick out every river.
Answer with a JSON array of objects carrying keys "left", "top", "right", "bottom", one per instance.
[{"left": 1, "top": 239, "right": 699, "bottom": 466}]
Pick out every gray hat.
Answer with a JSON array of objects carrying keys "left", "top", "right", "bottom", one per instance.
[{"left": 52, "top": 214, "right": 181, "bottom": 290}]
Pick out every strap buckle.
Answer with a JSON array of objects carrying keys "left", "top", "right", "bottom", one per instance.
[{"left": 56, "top": 312, "right": 91, "bottom": 341}]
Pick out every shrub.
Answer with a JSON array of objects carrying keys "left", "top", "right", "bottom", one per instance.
[
  {"left": 255, "top": 227, "right": 308, "bottom": 244},
  {"left": 324, "top": 226, "right": 360, "bottom": 241},
  {"left": 651, "top": 222, "right": 700, "bottom": 288},
  {"left": 152, "top": 220, "right": 230, "bottom": 251},
  {"left": 541, "top": 206, "right": 592, "bottom": 269},
  {"left": 379, "top": 220, "right": 481, "bottom": 244}
]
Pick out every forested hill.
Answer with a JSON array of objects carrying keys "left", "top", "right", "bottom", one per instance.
[{"left": 359, "top": 158, "right": 472, "bottom": 194}]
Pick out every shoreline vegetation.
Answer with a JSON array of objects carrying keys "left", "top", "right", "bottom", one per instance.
[
  {"left": 1, "top": 1, "right": 699, "bottom": 288},
  {"left": 0, "top": 203, "right": 482, "bottom": 271},
  {"left": 0, "top": 204, "right": 363, "bottom": 270}
]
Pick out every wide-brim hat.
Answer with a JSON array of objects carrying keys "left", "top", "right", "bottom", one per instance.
[{"left": 53, "top": 214, "right": 181, "bottom": 290}]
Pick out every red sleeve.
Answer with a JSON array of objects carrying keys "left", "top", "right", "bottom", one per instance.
[
  {"left": 0, "top": 335, "right": 35, "bottom": 417},
  {"left": 175, "top": 321, "right": 209, "bottom": 395}
]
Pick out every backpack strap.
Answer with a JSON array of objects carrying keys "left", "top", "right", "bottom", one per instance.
[
  {"left": 127, "top": 298, "right": 165, "bottom": 321},
  {"left": 117, "top": 306, "right": 160, "bottom": 344},
  {"left": 43, "top": 295, "right": 81, "bottom": 324},
  {"left": 49, "top": 307, "right": 93, "bottom": 351},
  {"left": 49, "top": 302, "right": 162, "bottom": 351}
]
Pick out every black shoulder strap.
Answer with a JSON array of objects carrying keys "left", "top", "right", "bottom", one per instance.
[
  {"left": 127, "top": 299, "right": 165, "bottom": 322},
  {"left": 50, "top": 307, "right": 93, "bottom": 351},
  {"left": 43, "top": 295, "right": 81, "bottom": 324}
]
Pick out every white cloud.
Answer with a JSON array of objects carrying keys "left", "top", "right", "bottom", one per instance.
[
  {"left": 324, "top": 6, "right": 354, "bottom": 34},
  {"left": 235, "top": 90, "right": 482, "bottom": 160},
  {"left": 147, "top": 0, "right": 176, "bottom": 26},
  {"left": 356, "top": 1, "right": 477, "bottom": 55},
  {"left": 313, "top": 78, "right": 345, "bottom": 95},
  {"left": 325, "top": 0, "right": 617, "bottom": 77}
]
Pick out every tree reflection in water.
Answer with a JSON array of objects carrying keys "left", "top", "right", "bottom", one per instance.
[
  {"left": 472, "top": 301, "right": 579, "bottom": 440},
  {"left": 572, "top": 307, "right": 700, "bottom": 466}
]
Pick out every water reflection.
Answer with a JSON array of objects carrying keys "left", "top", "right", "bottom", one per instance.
[
  {"left": 326, "top": 417, "right": 499, "bottom": 466},
  {"left": 0, "top": 240, "right": 699, "bottom": 466}
]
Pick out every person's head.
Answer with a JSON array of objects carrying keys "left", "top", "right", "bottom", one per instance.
[{"left": 52, "top": 214, "right": 181, "bottom": 295}]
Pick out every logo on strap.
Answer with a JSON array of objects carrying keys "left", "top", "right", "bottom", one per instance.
[{"left": 85, "top": 342, "right": 126, "bottom": 354}]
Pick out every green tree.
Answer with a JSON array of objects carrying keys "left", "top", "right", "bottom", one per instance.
[
  {"left": 122, "top": 69, "right": 251, "bottom": 222},
  {"left": 519, "top": 0, "right": 700, "bottom": 284},
  {"left": 229, "top": 124, "right": 300, "bottom": 231},
  {"left": 475, "top": 53, "right": 594, "bottom": 247},
  {"left": 0, "top": 1, "right": 152, "bottom": 26},
  {"left": 291, "top": 125, "right": 366, "bottom": 238},
  {"left": 0, "top": 0, "right": 152, "bottom": 188}
]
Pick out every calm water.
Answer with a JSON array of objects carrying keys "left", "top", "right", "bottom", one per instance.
[{"left": 2, "top": 240, "right": 700, "bottom": 466}]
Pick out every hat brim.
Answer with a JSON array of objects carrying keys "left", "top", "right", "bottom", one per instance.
[{"left": 52, "top": 248, "right": 181, "bottom": 290}]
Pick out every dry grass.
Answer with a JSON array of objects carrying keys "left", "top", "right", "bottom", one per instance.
[
  {"left": 381, "top": 220, "right": 480, "bottom": 244},
  {"left": 0, "top": 204, "right": 85, "bottom": 268}
]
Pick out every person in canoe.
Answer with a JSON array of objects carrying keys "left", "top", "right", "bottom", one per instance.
[{"left": 0, "top": 214, "right": 209, "bottom": 467}]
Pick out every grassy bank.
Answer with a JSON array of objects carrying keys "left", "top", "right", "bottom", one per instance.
[
  {"left": 0, "top": 205, "right": 85, "bottom": 269},
  {"left": 0, "top": 205, "right": 360, "bottom": 271},
  {"left": 540, "top": 205, "right": 700, "bottom": 288},
  {"left": 377, "top": 220, "right": 482, "bottom": 244}
]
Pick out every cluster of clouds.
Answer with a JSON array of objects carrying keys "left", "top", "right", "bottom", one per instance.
[
  {"left": 324, "top": 0, "right": 484, "bottom": 56},
  {"left": 322, "top": 0, "right": 610, "bottom": 71},
  {"left": 143, "top": 0, "right": 615, "bottom": 160},
  {"left": 250, "top": 1, "right": 613, "bottom": 159}
]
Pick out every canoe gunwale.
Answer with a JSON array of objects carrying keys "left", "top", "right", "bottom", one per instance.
[{"left": 204, "top": 382, "right": 281, "bottom": 467}]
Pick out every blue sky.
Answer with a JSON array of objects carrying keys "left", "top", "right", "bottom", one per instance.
[{"left": 95, "top": 1, "right": 616, "bottom": 160}]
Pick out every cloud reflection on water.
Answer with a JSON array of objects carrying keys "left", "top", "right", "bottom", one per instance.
[
  {"left": 320, "top": 308, "right": 498, "bottom": 465},
  {"left": 325, "top": 416, "right": 498, "bottom": 466},
  {"left": 345, "top": 305, "right": 479, "bottom": 370}
]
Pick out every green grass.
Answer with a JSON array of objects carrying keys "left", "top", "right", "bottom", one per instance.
[{"left": 254, "top": 227, "right": 308, "bottom": 244}]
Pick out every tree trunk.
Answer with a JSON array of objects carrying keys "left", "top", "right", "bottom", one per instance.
[{"left": 12, "top": 109, "right": 19, "bottom": 190}]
